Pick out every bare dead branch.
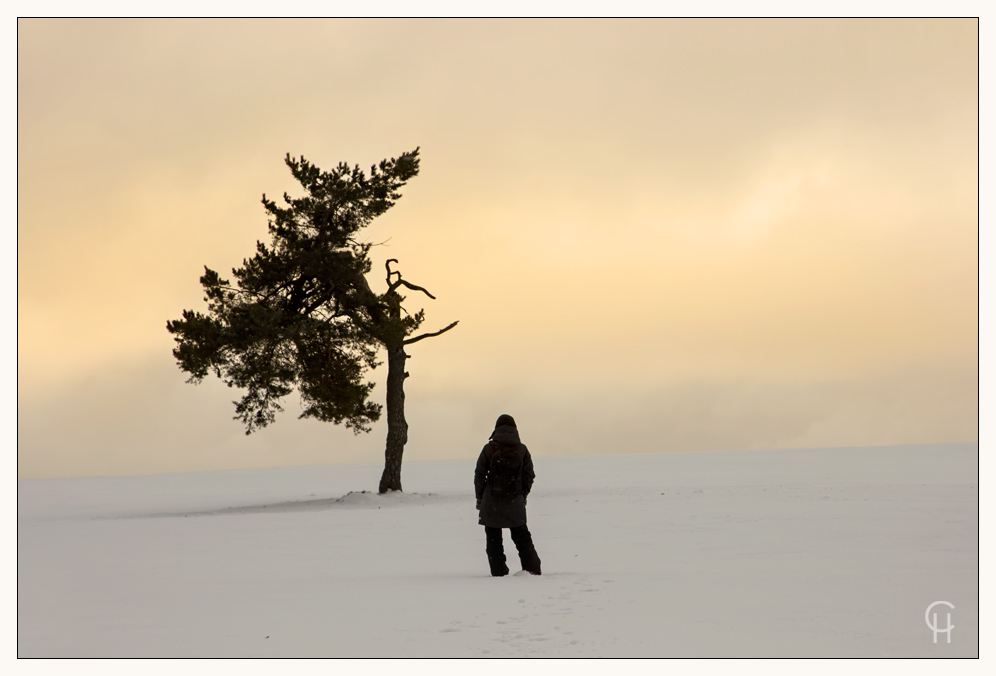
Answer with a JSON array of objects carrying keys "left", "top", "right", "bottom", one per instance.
[
  {"left": 383, "top": 259, "right": 437, "bottom": 299},
  {"left": 389, "top": 278, "right": 437, "bottom": 299},
  {"left": 403, "top": 320, "right": 459, "bottom": 345},
  {"left": 385, "top": 259, "right": 401, "bottom": 287}
]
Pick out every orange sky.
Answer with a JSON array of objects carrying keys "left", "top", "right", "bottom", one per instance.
[{"left": 17, "top": 19, "right": 978, "bottom": 478}]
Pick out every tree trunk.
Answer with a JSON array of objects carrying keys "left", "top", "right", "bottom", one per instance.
[{"left": 379, "top": 342, "right": 408, "bottom": 492}]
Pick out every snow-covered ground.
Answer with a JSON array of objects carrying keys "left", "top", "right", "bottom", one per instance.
[{"left": 18, "top": 443, "right": 977, "bottom": 657}]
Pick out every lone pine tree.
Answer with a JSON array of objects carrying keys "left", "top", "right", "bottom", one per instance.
[{"left": 166, "top": 149, "right": 457, "bottom": 492}]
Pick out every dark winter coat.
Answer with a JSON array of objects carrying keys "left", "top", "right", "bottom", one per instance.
[{"left": 474, "top": 423, "right": 535, "bottom": 528}]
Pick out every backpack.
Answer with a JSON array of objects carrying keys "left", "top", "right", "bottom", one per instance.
[{"left": 489, "top": 442, "right": 523, "bottom": 498}]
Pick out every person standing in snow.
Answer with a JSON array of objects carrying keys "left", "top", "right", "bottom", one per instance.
[{"left": 474, "top": 414, "right": 542, "bottom": 577}]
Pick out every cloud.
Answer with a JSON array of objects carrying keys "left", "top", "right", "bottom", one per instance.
[{"left": 721, "top": 173, "right": 806, "bottom": 243}]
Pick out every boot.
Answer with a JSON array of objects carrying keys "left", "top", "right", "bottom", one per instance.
[
  {"left": 510, "top": 525, "right": 542, "bottom": 575},
  {"left": 487, "top": 550, "right": 510, "bottom": 577}
]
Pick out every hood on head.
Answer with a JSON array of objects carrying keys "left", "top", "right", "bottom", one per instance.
[
  {"left": 491, "top": 414, "right": 520, "bottom": 445},
  {"left": 491, "top": 425, "right": 520, "bottom": 446}
]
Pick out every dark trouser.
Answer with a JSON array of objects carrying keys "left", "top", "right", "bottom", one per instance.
[{"left": 485, "top": 525, "right": 542, "bottom": 576}]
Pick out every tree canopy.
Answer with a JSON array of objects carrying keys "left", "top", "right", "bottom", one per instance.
[{"left": 167, "top": 148, "right": 457, "bottom": 485}]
